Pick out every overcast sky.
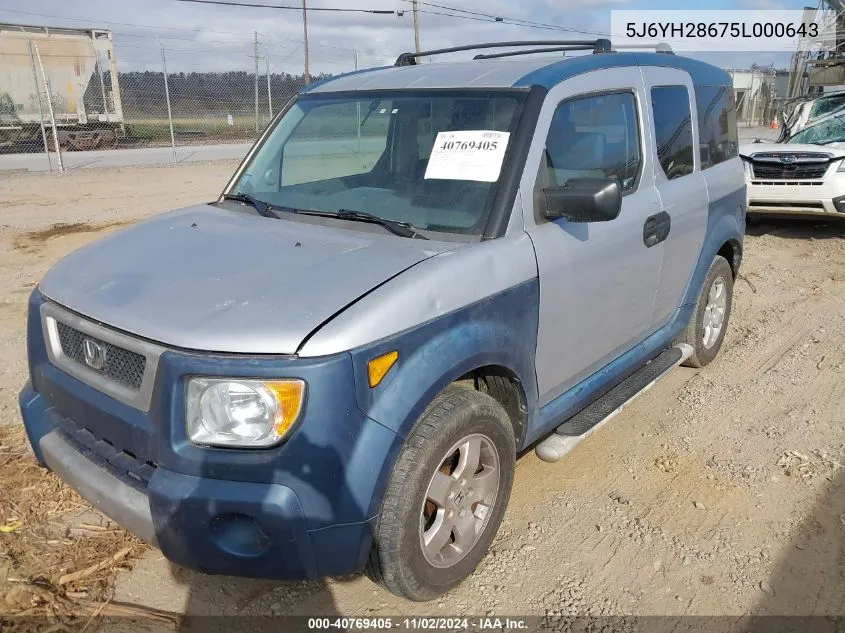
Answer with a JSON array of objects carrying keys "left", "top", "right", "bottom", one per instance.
[{"left": 0, "top": 0, "right": 805, "bottom": 75}]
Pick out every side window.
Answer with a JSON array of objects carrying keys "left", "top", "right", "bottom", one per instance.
[
  {"left": 696, "top": 85, "right": 738, "bottom": 169},
  {"left": 651, "top": 86, "right": 694, "bottom": 179},
  {"left": 541, "top": 91, "right": 641, "bottom": 194}
]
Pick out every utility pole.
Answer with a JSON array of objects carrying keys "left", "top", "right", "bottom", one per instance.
[
  {"left": 254, "top": 31, "right": 260, "bottom": 132},
  {"left": 266, "top": 53, "right": 273, "bottom": 119},
  {"left": 302, "top": 0, "right": 311, "bottom": 84},
  {"left": 412, "top": 0, "right": 421, "bottom": 54},
  {"left": 354, "top": 50, "right": 360, "bottom": 149},
  {"left": 160, "top": 44, "right": 176, "bottom": 160}
]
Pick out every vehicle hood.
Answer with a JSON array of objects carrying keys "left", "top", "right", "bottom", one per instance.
[
  {"left": 739, "top": 142, "right": 845, "bottom": 157},
  {"left": 39, "top": 205, "right": 453, "bottom": 354}
]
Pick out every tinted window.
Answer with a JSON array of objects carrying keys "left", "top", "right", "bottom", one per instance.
[
  {"left": 696, "top": 85, "right": 738, "bottom": 169},
  {"left": 651, "top": 86, "right": 694, "bottom": 179},
  {"left": 541, "top": 91, "right": 641, "bottom": 193}
]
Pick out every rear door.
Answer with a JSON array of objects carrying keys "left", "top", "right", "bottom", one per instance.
[{"left": 640, "top": 68, "right": 710, "bottom": 325}]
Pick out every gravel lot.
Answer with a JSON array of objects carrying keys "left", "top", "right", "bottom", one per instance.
[{"left": 1, "top": 162, "right": 844, "bottom": 627}]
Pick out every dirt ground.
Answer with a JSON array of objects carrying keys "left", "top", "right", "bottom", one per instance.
[{"left": 1, "top": 162, "right": 844, "bottom": 628}]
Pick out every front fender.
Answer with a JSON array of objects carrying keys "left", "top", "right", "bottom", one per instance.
[{"left": 348, "top": 280, "right": 540, "bottom": 446}]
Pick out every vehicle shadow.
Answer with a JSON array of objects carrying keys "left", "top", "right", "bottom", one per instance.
[
  {"left": 746, "top": 215, "right": 845, "bottom": 241},
  {"left": 747, "top": 467, "right": 845, "bottom": 629}
]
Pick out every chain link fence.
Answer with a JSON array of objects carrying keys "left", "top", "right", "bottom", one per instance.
[{"left": 0, "top": 24, "right": 378, "bottom": 169}]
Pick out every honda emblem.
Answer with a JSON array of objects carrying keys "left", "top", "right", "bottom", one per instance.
[{"left": 82, "top": 338, "right": 106, "bottom": 371}]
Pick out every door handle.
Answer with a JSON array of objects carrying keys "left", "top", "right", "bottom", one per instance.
[{"left": 643, "top": 211, "right": 671, "bottom": 248}]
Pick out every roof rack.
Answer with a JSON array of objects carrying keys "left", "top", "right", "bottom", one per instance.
[
  {"left": 611, "top": 43, "right": 674, "bottom": 55},
  {"left": 394, "top": 39, "right": 613, "bottom": 66},
  {"left": 473, "top": 45, "right": 597, "bottom": 60}
]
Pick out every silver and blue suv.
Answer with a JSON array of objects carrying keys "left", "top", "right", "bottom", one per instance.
[{"left": 19, "top": 40, "right": 746, "bottom": 600}]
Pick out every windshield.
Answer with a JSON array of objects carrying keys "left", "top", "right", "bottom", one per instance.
[
  {"left": 788, "top": 112, "right": 845, "bottom": 145},
  {"left": 809, "top": 94, "right": 845, "bottom": 121},
  {"left": 227, "top": 90, "right": 526, "bottom": 239}
]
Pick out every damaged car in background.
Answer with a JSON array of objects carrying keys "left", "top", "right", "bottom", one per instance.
[
  {"left": 771, "top": 90, "right": 845, "bottom": 142},
  {"left": 741, "top": 112, "right": 845, "bottom": 217}
]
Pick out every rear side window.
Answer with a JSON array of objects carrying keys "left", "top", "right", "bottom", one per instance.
[
  {"left": 651, "top": 86, "right": 694, "bottom": 179},
  {"left": 696, "top": 85, "right": 738, "bottom": 169},
  {"left": 542, "top": 91, "right": 641, "bottom": 194}
]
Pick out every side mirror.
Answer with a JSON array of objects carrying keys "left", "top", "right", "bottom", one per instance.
[{"left": 542, "top": 178, "right": 622, "bottom": 223}]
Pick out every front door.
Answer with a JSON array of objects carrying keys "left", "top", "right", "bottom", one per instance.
[{"left": 524, "top": 68, "right": 665, "bottom": 405}]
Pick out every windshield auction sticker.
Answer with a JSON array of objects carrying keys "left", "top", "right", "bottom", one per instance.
[
  {"left": 425, "top": 131, "right": 510, "bottom": 182},
  {"left": 610, "top": 9, "right": 832, "bottom": 52}
]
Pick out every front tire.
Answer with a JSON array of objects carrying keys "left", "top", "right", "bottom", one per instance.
[
  {"left": 680, "top": 255, "right": 734, "bottom": 368},
  {"left": 366, "top": 385, "right": 516, "bottom": 601}
]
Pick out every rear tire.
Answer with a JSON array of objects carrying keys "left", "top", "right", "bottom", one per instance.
[
  {"left": 680, "top": 255, "right": 734, "bottom": 368},
  {"left": 366, "top": 385, "right": 515, "bottom": 601}
]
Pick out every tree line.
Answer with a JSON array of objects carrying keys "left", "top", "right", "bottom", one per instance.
[{"left": 85, "top": 70, "right": 328, "bottom": 117}]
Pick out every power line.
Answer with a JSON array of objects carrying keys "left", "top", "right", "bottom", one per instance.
[
  {"left": 412, "top": 7, "right": 584, "bottom": 33},
  {"left": 175, "top": 0, "right": 398, "bottom": 14},
  {"left": 0, "top": 6, "right": 360, "bottom": 52},
  {"left": 112, "top": 32, "right": 253, "bottom": 44},
  {"left": 405, "top": 0, "right": 609, "bottom": 36},
  {"left": 0, "top": 7, "right": 255, "bottom": 35}
]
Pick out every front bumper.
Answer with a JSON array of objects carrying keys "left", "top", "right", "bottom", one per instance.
[
  {"left": 747, "top": 177, "right": 845, "bottom": 216},
  {"left": 21, "top": 382, "right": 390, "bottom": 580},
  {"left": 19, "top": 292, "right": 401, "bottom": 580},
  {"left": 40, "top": 428, "right": 158, "bottom": 545}
]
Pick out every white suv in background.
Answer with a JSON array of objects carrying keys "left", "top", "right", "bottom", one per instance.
[{"left": 741, "top": 114, "right": 845, "bottom": 217}]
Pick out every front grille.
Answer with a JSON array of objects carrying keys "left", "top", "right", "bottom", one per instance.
[
  {"left": 750, "top": 152, "right": 829, "bottom": 159},
  {"left": 56, "top": 321, "right": 146, "bottom": 391},
  {"left": 751, "top": 163, "right": 828, "bottom": 180},
  {"left": 750, "top": 152, "right": 831, "bottom": 180},
  {"left": 53, "top": 414, "right": 157, "bottom": 491}
]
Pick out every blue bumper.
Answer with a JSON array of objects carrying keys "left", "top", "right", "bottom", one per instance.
[{"left": 20, "top": 292, "right": 401, "bottom": 580}]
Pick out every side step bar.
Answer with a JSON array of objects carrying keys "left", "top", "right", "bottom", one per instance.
[{"left": 535, "top": 344, "right": 693, "bottom": 463}]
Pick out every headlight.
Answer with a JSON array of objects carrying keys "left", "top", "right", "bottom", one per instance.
[
  {"left": 837, "top": 159, "right": 845, "bottom": 172},
  {"left": 186, "top": 378, "right": 305, "bottom": 448}
]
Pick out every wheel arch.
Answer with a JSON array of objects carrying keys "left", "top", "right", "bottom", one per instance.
[
  {"left": 455, "top": 365, "right": 528, "bottom": 447},
  {"left": 348, "top": 281, "right": 540, "bottom": 450},
  {"left": 717, "top": 238, "right": 743, "bottom": 278},
  {"left": 359, "top": 343, "right": 536, "bottom": 447},
  {"left": 682, "top": 207, "right": 744, "bottom": 309}
]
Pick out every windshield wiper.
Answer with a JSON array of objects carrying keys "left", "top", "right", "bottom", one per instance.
[
  {"left": 222, "top": 196, "right": 428, "bottom": 239},
  {"left": 298, "top": 209, "right": 429, "bottom": 240},
  {"left": 221, "top": 192, "right": 284, "bottom": 219},
  {"left": 359, "top": 99, "right": 382, "bottom": 129}
]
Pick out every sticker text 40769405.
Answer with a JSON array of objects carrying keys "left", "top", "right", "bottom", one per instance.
[{"left": 424, "top": 130, "right": 511, "bottom": 183}]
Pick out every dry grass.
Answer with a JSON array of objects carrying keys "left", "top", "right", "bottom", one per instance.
[{"left": 0, "top": 425, "right": 177, "bottom": 631}]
